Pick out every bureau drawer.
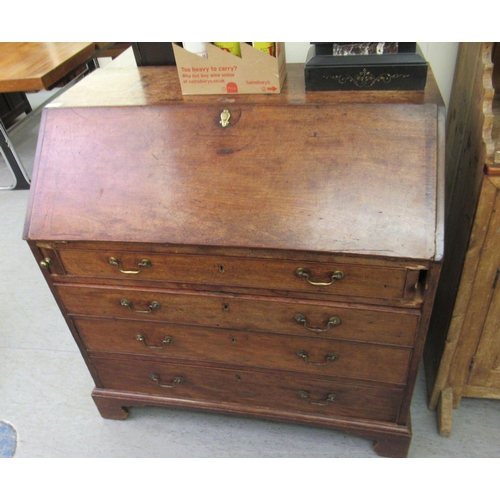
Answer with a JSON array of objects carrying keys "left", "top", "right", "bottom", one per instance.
[
  {"left": 58, "top": 285, "right": 420, "bottom": 345},
  {"left": 53, "top": 249, "right": 415, "bottom": 301},
  {"left": 75, "top": 318, "right": 412, "bottom": 384},
  {"left": 92, "top": 356, "right": 404, "bottom": 423}
]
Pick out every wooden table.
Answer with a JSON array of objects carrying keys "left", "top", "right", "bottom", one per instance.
[
  {"left": 0, "top": 42, "right": 96, "bottom": 93},
  {"left": 0, "top": 42, "right": 96, "bottom": 190}
]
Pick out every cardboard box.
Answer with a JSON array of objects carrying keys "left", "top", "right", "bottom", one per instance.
[{"left": 172, "top": 42, "right": 286, "bottom": 95}]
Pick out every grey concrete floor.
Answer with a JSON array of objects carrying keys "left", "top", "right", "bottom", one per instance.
[{"left": 1, "top": 89, "right": 499, "bottom": 458}]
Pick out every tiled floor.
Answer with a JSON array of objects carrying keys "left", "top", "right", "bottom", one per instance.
[{"left": 1, "top": 86, "right": 499, "bottom": 458}]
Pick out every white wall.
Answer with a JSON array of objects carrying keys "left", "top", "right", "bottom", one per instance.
[
  {"left": 418, "top": 43, "right": 459, "bottom": 108},
  {"left": 284, "top": 43, "right": 313, "bottom": 64},
  {"left": 284, "top": 42, "right": 459, "bottom": 109}
]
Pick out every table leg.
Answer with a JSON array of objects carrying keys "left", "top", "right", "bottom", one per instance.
[{"left": 0, "top": 120, "right": 30, "bottom": 190}]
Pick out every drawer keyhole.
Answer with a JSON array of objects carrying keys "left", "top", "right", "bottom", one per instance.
[
  {"left": 223, "top": 303, "right": 230, "bottom": 312},
  {"left": 219, "top": 264, "right": 225, "bottom": 273}
]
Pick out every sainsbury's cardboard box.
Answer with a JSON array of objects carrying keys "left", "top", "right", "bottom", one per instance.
[{"left": 172, "top": 42, "right": 286, "bottom": 95}]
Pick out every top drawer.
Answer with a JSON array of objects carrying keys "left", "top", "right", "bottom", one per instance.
[{"left": 48, "top": 249, "right": 419, "bottom": 301}]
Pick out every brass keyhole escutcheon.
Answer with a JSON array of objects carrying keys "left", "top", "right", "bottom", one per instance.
[{"left": 220, "top": 109, "right": 231, "bottom": 128}]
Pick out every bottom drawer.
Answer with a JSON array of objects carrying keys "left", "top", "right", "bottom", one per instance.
[{"left": 92, "top": 357, "right": 404, "bottom": 423}]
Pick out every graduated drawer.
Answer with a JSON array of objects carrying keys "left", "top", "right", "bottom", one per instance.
[
  {"left": 75, "top": 317, "right": 412, "bottom": 384},
  {"left": 92, "top": 356, "right": 404, "bottom": 423},
  {"left": 58, "top": 285, "right": 420, "bottom": 346},
  {"left": 53, "top": 248, "right": 416, "bottom": 301}
]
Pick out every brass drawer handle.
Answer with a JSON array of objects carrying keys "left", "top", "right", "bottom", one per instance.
[
  {"left": 120, "top": 299, "right": 161, "bottom": 314},
  {"left": 297, "top": 350, "right": 339, "bottom": 366},
  {"left": 109, "top": 256, "right": 152, "bottom": 274},
  {"left": 295, "top": 267, "right": 344, "bottom": 286},
  {"left": 135, "top": 334, "right": 173, "bottom": 349},
  {"left": 149, "top": 374, "right": 183, "bottom": 388},
  {"left": 220, "top": 109, "right": 231, "bottom": 128},
  {"left": 294, "top": 313, "right": 341, "bottom": 333},
  {"left": 39, "top": 257, "right": 52, "bottom": 269},
  {"left": 299, "top": 391, "right": 337, "bottom": 406}
]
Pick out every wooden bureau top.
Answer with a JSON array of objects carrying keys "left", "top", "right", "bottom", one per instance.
[
  {"left": 24, "top": 62, "right": 444, "bottom": 261},
  {"left": 47, "top": 61, "right": 443, "bottom": 108}
]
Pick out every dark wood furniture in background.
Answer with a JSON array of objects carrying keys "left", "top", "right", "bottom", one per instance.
[
  {"left": 24, "top": 59, "right": 445, "bottom": 457},
  {"left": 0, "top": 92, "right": 31, "bottom": 129},
  {"left": 95, "top": 43, "right": 132, "bottom": 60},
  {"left": 424, "top": 42, "right": 500, "bottom": 436}
]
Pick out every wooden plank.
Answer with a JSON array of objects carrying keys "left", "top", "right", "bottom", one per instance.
[
  {"left": 437, "top": 387, "right": 453, "bottom": 437},
  {"left": 467, "top": 206, "right": 500, "bottom": 387},
  {"left": 429, "top": 176, "right": 496, "bottom": 407},
  {"left": 462, "top": 384, "right": 500, "bottom": 399},
  {"left": 425, "top": 43, "right": 494, "bottom": 410},
  {"left": 487, "top": 369, "right": 500, "bottom": 388},
  {"left": 448, "top": 177, "right": 500, "bottom": 399}
]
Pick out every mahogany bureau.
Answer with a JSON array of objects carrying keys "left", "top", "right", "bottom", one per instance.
[{"left": 23, "top": 62, "right": 445, "bottom": 457}]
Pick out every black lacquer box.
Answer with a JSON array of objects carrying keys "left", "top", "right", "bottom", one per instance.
[{"left": 305, "top": 43, "right": 428, "bottom": 91}]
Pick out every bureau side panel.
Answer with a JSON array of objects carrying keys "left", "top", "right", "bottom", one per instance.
[{"left": 26, "top": 241, "right": 104, "bottom": 389}]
